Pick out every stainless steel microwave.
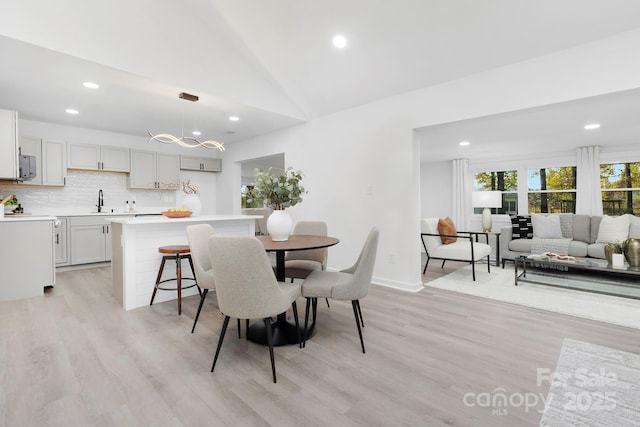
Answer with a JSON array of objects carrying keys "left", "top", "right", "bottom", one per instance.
[{"left": 19, "top": 154, "right": 36, "bottom": 180}]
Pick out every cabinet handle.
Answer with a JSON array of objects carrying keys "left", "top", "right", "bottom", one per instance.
[
  {"left": 106, "top": 225, "right": 109, "bottom": 234},
  {"left": 56, "top": 234, "right": 59, "bottom": 244},
  {"left": 102, "top": 225, "right": 105, "bottom": 234}
]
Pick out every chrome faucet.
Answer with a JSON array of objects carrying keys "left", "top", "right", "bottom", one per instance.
[{"left": 97, "top": 189, "right": 104, "bottom": 212}]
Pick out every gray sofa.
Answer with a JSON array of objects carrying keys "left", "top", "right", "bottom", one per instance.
[{"left": 500, "top": 214, "right": 623, "bottom": 267}]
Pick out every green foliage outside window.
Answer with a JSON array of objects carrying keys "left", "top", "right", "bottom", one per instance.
[
  {"left": 600, "top": 162, "right": 640, "bottom": 215},
  {"left": 527, "top": 166, "right": 576, "bottom": 213}
]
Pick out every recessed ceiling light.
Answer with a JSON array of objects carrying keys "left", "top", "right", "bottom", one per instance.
[
  {"left": 229, "top": 116, "right": 239, "bottom": 121},
  {"left": 192, "top": 130, "right": 201, "bottom": 136},
  {"left": 65, "top": 108, "right": 79, "bottom": 115},
  {"left": 332, "top": 35, "right": 347, "bottom": 49},
  {"left": 584, "top": 123, "right": 600, "bottom": 130},
  {"left": 459, "top": 141, "right": 470, "bottom": 146},
  {"left": 83, "top": 81, "right": 99, "bottom": 89}
]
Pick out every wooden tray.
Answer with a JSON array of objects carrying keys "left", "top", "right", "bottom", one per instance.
[{"left": 161, "top": 211, "right": 192, "bottom": 218}]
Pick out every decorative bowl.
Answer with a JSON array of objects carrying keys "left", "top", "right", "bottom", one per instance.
[{"left": 162, "top": 210, "right": 192, "bottom": 218}]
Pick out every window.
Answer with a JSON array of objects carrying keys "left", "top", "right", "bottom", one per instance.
[
  {"left": 600, "top": 162, "right": 640, "bottom": 215},
  {"left": 527, "top": 166, "right": 576, "bottom": 213},
  {"left": 474, "top": 170, "right": 518, "bottom": 215}
]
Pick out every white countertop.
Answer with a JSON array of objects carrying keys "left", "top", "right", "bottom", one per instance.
[
  {"left": 107, "top": 214, "right": 261, "bottom": 225},
  {"left": 0, "top": 215, "right": 57, "bottom": 222}
]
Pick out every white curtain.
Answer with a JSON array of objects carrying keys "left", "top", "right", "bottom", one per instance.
[
  {"left": 452, "top": 158, "right": 472, "bottom": 230},
  {"left": 575, "top": 146, "right": 603, "bottom": 216}
]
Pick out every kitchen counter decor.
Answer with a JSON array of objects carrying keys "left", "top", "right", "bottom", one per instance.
[{"left": 162, "top": 209, "right": 192, "bottom": 218}]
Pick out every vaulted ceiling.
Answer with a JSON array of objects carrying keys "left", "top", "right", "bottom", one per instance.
[{"left": 2, "top": 1, "right": 640, "bottom": 148}]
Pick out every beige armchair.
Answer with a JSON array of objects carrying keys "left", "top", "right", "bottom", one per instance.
[
  {"left": 301, "top": 227, "right": 379, "bottom": 353},
  {"left": 420, "top": 218, "right": 491, "bottom": 281},
  {"left": 208, "top": 236, "right": 302, "bottom": 383}
]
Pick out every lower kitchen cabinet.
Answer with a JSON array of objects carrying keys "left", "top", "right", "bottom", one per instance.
[
  {"left": 55, "top": 217, "right": 69, "bottom": 266},
  {"left": 70, "top": 216, "right": 112, "bottom": 264}
]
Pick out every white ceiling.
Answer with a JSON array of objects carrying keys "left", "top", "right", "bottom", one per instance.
[
  {"left": 2, "top": 1, "right": 640, "bottom": 150},
  {"left": 418, "top": 88, "right": 640, "bottom": 163}
]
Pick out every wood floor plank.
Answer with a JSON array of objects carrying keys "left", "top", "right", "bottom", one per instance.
[{"left": 1, "top": 264, "right": 639, "bottom": 426}]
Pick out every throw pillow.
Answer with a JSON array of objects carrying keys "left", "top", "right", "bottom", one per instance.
[
  {"left": 510, "top": 215, "right": 532, "bottom": 239},
  {"left": 531, "top": 214, "right": 563, "bottom": 239},
  {"left": 437, "top": 217, "right": 457, "bottom": 244},
  {"left": 596, "top": 214, "right": 631, "bottom": 243}
]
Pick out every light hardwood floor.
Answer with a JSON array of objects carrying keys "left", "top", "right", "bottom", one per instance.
[{"left": 1, "top": 264, "right": 639, "bottom": 427}]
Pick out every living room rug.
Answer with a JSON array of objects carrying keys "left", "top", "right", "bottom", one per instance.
[
  {"left": 539, "top": 338, "right": 640, "bottom": 426},
  {"left": 424, "top": 265, "right": 640, "bottom": 330}
]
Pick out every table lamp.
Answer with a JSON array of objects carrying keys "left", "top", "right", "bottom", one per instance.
[{"left": 472, "top": 191, "right": 503, "bottom": 232}]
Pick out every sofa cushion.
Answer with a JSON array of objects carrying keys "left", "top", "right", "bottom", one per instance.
[
  {"left": 559, "top": 213, "right": 573, "bottom": 239},
  {"left": 568, "top": 240, "right": 588, "bottom": 257},
  {"left": 510, "top": 215, "right": 533, "bottom": 239},
  {"left": 572, "top": 214, "right": 591, "bottom": 243},
  {"left": 629, "top": 216, "right": 640, "bottom": 238},
  {"left": 437, "top": 217, "right": 457, "bottom": 244},
  {"left": 587, "top": 243, "right": 606, "bottom": 259},
  {"left": 595, "top": 214, "right": 630, "bottom": 243},
  {"left": 590, "top": 216, "right": 602, "bottom": 244},
  {"left": 508, "top": 238, "right": 532, "bottom": 252},
  {"left": 532, "top": 214, "right": 563, "bottom": 238}
]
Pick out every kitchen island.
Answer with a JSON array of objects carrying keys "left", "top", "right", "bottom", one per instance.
[
  {"left": 108, "top": 215, "right": 259, "bottom": 311},
  {"left": 0, "top": 215, "right": 56, "bottom": 301}
]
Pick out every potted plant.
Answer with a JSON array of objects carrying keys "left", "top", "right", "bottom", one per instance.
[
  {"left": 604, "top": 241, "right": 623, "bottom": 264},
  {"left": 249, "top": 167, "right": 307, "bottom": 241}
]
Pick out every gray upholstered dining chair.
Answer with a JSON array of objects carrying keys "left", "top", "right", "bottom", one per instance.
[
  {"left": 186, "top": 224, "right": 216, "bottom": 333},
  {"left": 301, "top": 227, "right": 379, "bottom": 353},
  {"left": 208, "top": 235, "right": 302, "bottom": 383},
  {"left": 284, "top": 221, "right": 331, "bottom": 307}
]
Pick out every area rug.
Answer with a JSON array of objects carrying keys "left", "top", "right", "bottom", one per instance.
[
  {"left": 424, "top": 265, "right": 640, "bottom": 330},
  {"left": 539, "top": 338, "right": 640, "bottom": 426}
]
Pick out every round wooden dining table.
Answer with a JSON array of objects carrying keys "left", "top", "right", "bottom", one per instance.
[{"left": 248, "top": 235, "right": 340, "bottom": 346}]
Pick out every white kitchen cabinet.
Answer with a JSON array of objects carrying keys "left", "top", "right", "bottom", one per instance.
[
  {"left": 16, "top": 138, "right": 66, "bottom": 187},
  {"left": 55, "top": 217, "right": 69, "bottom": 265},
  {"left": 68, "top": 143, "right": 129, "bottom": 172},
  {"left": 42, "top": 140, "right": 67, "bottom": 186},
  {"left": 180, "top": 155, "right": 222, "bottom": 172},
  {"left": 70, "top": 216, "right": 111, "bottom": 264},
  {"left": 18, "top": 136, "right": 42, "bottom": 186},
  {"left": 129, "top": 149, "right": 179, "bottom": 189},
  {"left": 0, "top": 217, "right": 55, "bottom": 301},
  {"left": 0, "top": 109, "right": 18, "bottom": 181}
]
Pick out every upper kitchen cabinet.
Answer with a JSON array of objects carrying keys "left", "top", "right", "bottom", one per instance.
[
  {"left": 0, "top": 109, "right": 18, "bottom": 181},
  {"left": 129, "top": 149, "right": 179, "bottom": 190},
  {"left": 42, "top": 140, "right": 67, "bottom": 186},
  {"left": 180, "top": 155, "right": 222, "bottom": 172},
  {"left": 17, "top": 138, "right": 66, "bottom": 187},
  {"left": 67, "top": 143, "right": 130, "bottom": 172}
]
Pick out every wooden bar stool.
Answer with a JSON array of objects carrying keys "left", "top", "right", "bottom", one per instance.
[{"left": 150, "top": 245, "right": 199, "bottom": 315}]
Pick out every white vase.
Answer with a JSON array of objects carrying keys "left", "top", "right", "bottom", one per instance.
[
  {"left": 267, "top": 210, "right": 293, "bottom": 241},
  {"left": 181, "top": 194, "right": 202, "bottom": 216}
]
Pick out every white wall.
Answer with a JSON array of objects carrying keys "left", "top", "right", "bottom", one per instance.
[{"left": 218, "top": 29, "right": 640, "bottom": 291}]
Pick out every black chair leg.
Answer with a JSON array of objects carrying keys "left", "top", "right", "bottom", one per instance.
[
  {"left": 325, "top": 298, "right": 330, "bottom": 308},
  {"left": 355, "top": 300, "right": 364, "bottom": 328},
  {"left": 191, "top": 288, "right": 208, "bottom": 333},
  {"left": 211, "top": 315, "right": 230, "bottom": 372},
  {"left": 352, "top": 300, "right": 366, "bottom": 354},
  {"left": 264, "top": 318, "right": 277, "bottom": 383},
  {"left": 472, "top": 261, "right": 476, "bottom": 281},
  {"left": 291, "top": 301, "right": 301, "bottom": 348},
  {"left": 422, "top": 257, "right": 430, "bottom": 274},
  {"left": 441, "top": 260, "right": 446, "bottom": 269},
  {"left": 303, "top": 297, "right": 311, "bottom": 348},
  {"left": 246, "top": 319, "right": 249, "bottom": 340},
  {"left": 237, "top": 319, "right": 241, "bottom": 338},
  {"left": 487, "top": 255, "right": 491, "bottom": 273}
]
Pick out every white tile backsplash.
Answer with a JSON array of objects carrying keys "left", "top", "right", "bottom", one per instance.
[{"left": 1, "top": 171, "right": 176, "bottom": 215}]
